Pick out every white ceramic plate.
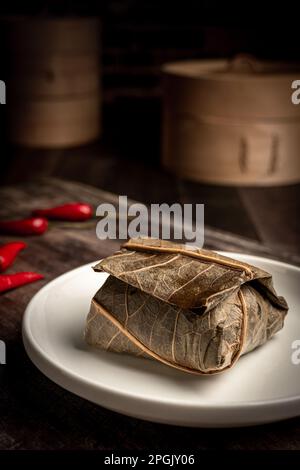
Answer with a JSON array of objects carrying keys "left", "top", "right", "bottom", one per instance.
[{"left": 22, "top": 253, "right": 300, "bottom": 427}]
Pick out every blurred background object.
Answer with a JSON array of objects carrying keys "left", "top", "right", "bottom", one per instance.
[
  {"left": 162, "top": 57, "right": 300, "bottom": 185},
  {"left": 1, "top": 0, "right": 300, "bottom": 173},
  {"left": 3, "top": 16, "right": 100, "bottom": 147}
]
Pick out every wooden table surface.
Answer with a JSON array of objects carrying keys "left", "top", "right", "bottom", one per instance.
[{"left": 0, "top": 148, "right": 300, "bottom": 450}]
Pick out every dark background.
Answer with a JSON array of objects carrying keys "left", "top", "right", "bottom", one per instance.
[{"left": 1, "top": 0, "right": 300, "bottom": 179}]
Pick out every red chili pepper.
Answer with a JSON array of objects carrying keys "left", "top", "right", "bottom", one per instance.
[
  {"left": 0, "top": 272, "right": 44, "bottom": 293},
  {"left": 0, "top": 241, "right": 27, "bottom": 271},
  {"left": 0, "top": 217, "right": 48, "bottom": 236},
  {"left": 32, "top": 202, "right": 93, "bottom": 221}
]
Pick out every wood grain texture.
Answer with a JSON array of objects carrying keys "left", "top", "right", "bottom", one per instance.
[{"left": 0, "top": 177, "right": 299, "bottom": 450}]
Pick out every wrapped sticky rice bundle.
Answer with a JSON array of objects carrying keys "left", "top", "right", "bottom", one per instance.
[{"left": 85, "top": 238, "right": 288, "bottom": 375}]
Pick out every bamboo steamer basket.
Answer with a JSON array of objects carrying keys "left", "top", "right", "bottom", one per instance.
[
  {"left": 5, "top": 17, "right": 100, "bottom": 148},
  {"left": 162, "top": 57, "right": 300, "bottom": 186}
]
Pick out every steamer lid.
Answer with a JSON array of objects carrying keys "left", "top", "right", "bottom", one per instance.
[{"left": 163, "top": 56, "right": 300, "bottom": 119}]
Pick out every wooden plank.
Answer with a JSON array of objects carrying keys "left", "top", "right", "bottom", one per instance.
[{"left": 0, "top": 177, "right": 299, "bottom": 451}]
